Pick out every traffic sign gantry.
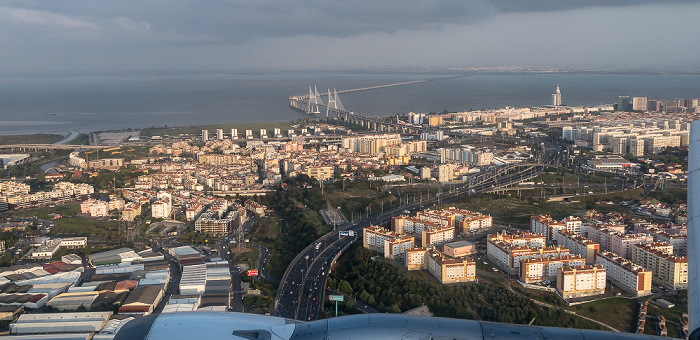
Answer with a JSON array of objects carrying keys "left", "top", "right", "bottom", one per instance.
[
  {"left": 329, "top": 295, "right": 344, "bottom": 302},
  {"left": 329, "top": 295, "right": 344, "bottom": 317}
]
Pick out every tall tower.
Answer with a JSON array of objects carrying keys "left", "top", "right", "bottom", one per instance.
[{"left": 552, "top": 84, "right": 562, "bottom": 106}]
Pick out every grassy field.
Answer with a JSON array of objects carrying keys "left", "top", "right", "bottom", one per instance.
[
  {"left": 141, "top": 122, "right": 298, "bottom": 137},
  {"left": 13, "top": 204, "right": 81, "bottom": 219},
  {"left": 572, "top": 298, "right": 639, "bottom": 332},
  {"left": 448, "top": 197, "right": 589, "bottom": 227},
  {"left": 324, "top": 186, "right": 394, "bottom": 221},
  {"left": 0, "top": 134, "right": 63, "bottom": 145},
  {"left": 13, "top": 203, "right": 121, "bottom": 237},
  {"left": 50, "top": 217, "right": 120, "bottom": 237},
  {"left": 231, "top": 248, "right": 259, "bottom": 271}
]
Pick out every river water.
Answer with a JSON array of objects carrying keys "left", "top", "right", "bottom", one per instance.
[{"left": 1, "top": 72, "right": 698, "bottom": 136}]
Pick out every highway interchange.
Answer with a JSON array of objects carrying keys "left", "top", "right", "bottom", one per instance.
[{"left": 274, "top": 152, "right": 562, "bottom": 320}]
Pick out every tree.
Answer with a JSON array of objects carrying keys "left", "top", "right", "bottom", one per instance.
[
  {"left": 346, "top": 299, "right": 355, "bottom": 310},
  {"left": 367, "top": 295, "right": 376, "bottom": 306},
  {"left": 339, "top": 280, "right": 353, "bottom": 295},
  {"left": 389, "top": 304, "right": 401, "bottom": 313}
]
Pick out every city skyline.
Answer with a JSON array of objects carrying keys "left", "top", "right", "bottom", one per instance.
[{"left": 0, "top": 1, "right": 699, "bottom": 75}]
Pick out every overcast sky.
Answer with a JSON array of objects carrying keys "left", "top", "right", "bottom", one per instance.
[{"left": 1, "top": 0, "right": 699, "bottom": 75}]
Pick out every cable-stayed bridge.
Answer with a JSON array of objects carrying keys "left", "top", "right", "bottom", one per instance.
[{"left": 290, "top": 77, "right": 462, "bottom": 116}]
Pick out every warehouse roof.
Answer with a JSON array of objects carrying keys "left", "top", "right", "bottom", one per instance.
[{"left": 123, "top": 286, "right": 161, "bottom": 306}]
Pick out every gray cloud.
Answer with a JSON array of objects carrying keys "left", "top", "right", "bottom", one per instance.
[
  {"left": 6, "top": 0, "right": 696, "bottom": 42},
  {"left": 0, "top": 0, "right": 698, "bottom": 74}
]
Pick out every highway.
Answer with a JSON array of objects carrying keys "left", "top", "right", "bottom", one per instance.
[
  {"left": 275, "top": 141, "right": 650, "bottom": 320},
  {"left": 274, "top": 163, "right": 548, "bottom": 321}
]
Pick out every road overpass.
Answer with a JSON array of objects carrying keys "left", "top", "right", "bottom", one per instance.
[
  {"left": 0, "top": 144, "right": 104, "bottom": 152},
  {"left": 274, "top": 163, "right": 547, "bottom": 321}
]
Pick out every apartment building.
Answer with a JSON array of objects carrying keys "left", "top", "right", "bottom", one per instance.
[
  {"left": 519, "top": 255, "right": 585, "bottom": 284},
  {"left": 595, "top": 251, "right": 652, "bottom": 296},
  {"left": 427, "top": 249, "right": 475, "bottom": 284},
  {"left": 416, "top": 209, "right": 455, "bottom": 227},
  {"left": 552, "top": 230, "right": 599, "bottom": 264},
  {"left": 151, "top": 197, "right": 172, "bottom": 219},
  {"left": 459, "top": 215, "right": 493, "bottom": 234},
  {"left": 587, "top": 224, "right": 626, "bottom": 252},
  {"left": 80, "top": 199, "right": 109, "bottom": 218},
  {"left": 653, "top": 232, "right": 687, "bottom": 256},
  {"left": 384, "top": 236, "right": 415, "bottom": 260},
  {"left": 363, "top": 226, "right": 398, "bottom": 253},
  {"left": 122, "top": 202, "right": 141, "bottom": 221},
  {"left": 611, "top": 233, "right": 654, "bottom": 260},
  {"left": 0, "top": 182, "right": 30, "bottom": 197},
  {"left": 88, "top": 158, "right": 124, "bottom": 170},
  {"left": 531, "top": 215, "right": 581, "bottom": 241},
  {"left": 186, "top": 202, "right": 204, "bottom": 221},
  {"left": 6, "top": 182, "right": 94, "bottom": 210},
  {"left": 405, "top": 247, "right": 428, "bottom": 271},
  {"left": 304, "top": 165, "right": 335, "bottom": 181},
  {"left": 556, "top": 265, "right": 607, "bottom": 299},
  {"left": 487, "top": 233, "right": 569, "bottom": 274},
  {"left": 422, "top": 225, "right": 455, "bottom": 247},
  {"left": 631, "top": 243, "right": 688, "bottom": 290},
  {"left": 488, "top": 231, "right": 546, "bottom": 248},
  {"left": 391, "top": 216, "right": 443, "bottom": 235},
  {"left": 341, "top": 134, "right": 402, "bottom": 156}
]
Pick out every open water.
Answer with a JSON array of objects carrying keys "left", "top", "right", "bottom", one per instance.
[{"left": 0, "top": 72, "right": 698, "bottom": 136}]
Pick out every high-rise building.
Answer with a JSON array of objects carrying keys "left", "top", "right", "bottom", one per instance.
[
  {"left": 552, "top": 84, "right": 562, "bottom": 106},
  {"left": 647, "top": 100, "right": 662, "bottom": 112},
  {"left": 632, "top": 97, "right": 648, "bottom": 111},
  {"left": 216, "top": 129, "right": 224, "bottom": 140},
  {"left": 617, "top": 96, "right": 631, "bottom": 111},
  {"left": 202, "top": 130, "right": 209, "bottom": 142}
]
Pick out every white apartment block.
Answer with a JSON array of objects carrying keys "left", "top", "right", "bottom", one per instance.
[
  {"left": 488, "top": 231, "right": 546, "bottom": 248},
  {"left": 611, "top": 233, "right": 654, "bottom": 260},
  {"left": 60, "top": 237, "right": 88, "bottom": 249},
  {"left": 520, "top": 255, "right": 585, "bottom": 283},
  {"left": 422, "top": 225, "right": 455, "bottom": 247},
  {"left": 587, "top": 224, "right": 626, "bottom": 252},
  {"left": 384, "top": 236, "right": 415, "bottom": 260},
  {"left": 415, "top": 209, "right": 454, "bottom": 227},
  {"left": 631, "top": 243, "right": 688, "bottom": 290},
  {"left": 562, "top": 122, "right": 688, "bottom": 155},
  {"left": 363, "top": 226, "right": 398, "bottom": 253},
  {"left": 151, "top": 197, "right": 172, "bottom": 219},
  {"left": 556, "top": 265, "right": 607, "bottom": 299},
  {"left": 552, "top": 230, "right": 600, "bottom": 264},
  {"left": 391, "top": 216, "right": 443, "bottom": 235},
  {"left": 341, "top": 134, "right": 402, "bottom": 156},
  {"left": 405, "top": 247, "right": 428, "bottom": 271},
  {"left": 653, "top": 232, "right": 687, "bottom": 256},
  {"left": 81, "top": 198, "right": 109, "bottom": 218},
  {"left": 186, "top": 202, "right": 204, "bottom": 221},
  {"left": 595, "top": 251, "right": 652, "bottom": 297},
  {"left": 487, "top": 233, "right": 569, "bottom": 274},
  {"left": 7, "top": 182, "right": 94, "bottom": 210},
  {"left": 427, "top": 249, "right": 475, "bottom": 284},
  {"left": 531, "top": 215, "right": 581, "bottom": 241}
]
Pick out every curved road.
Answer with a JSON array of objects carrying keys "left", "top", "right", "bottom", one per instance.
[{"left": 275, "top": 164, "right": 548, "bottom": 321}]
